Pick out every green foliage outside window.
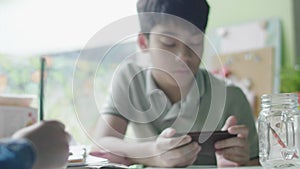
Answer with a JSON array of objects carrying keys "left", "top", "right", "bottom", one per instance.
[
  {"left": 0, "top": 41, "right": 137, "bottom": 145},
  {"left": 280, "top": 66, "right": 300, "bottom": 93}
]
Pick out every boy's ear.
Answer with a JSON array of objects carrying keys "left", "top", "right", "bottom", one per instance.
[{"left": 138, "top": 33, "right": 149, "bottom": 51}]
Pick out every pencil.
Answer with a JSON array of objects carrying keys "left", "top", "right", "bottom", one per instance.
[
  {"left": 39, "top": 57, "right": 46, "bottom": 121},
  {"left": 269, "top": 126, "right": 298, "bottom": 158}
]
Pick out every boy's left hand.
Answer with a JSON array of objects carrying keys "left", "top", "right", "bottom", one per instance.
[{"left": 215, "top": 116, "right": 250, "bottom": 167}]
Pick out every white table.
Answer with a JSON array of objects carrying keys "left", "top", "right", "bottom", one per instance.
[
  {"left": 69, "top": 165, "right": 263, "bottom": 169},
  {"left": 147, "top": 166, "right": 263, "bottom": 169}
]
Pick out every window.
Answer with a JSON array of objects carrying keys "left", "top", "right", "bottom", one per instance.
[{"left": 0, "top": 0, "right": 138, "bottom": 145}]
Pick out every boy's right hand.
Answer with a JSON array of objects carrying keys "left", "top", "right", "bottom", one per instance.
[
  {"left": 151, "top": 128, "right": 201, "bottom": 167},
  {"left": 12, "top": 120, "right": 70, "bottom": 169}
]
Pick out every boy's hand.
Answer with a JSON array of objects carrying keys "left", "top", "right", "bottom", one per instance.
[
  {"left": 215, "top": 116, "right": 250, "bottom": 167},
  {"left": 13, "top": 120, "right": 70, "bottom": 169},
  {"left": 151, "top": 128, "right": 201, "bottom": 167}
]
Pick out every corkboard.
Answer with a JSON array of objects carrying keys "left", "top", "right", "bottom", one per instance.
[{"left": 212, "top": 47, "right": 274, "bottom": 118}]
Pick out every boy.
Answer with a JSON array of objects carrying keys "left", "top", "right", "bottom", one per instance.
[{"left": 92, "top": 0, "right": 259, "bottom": 167}]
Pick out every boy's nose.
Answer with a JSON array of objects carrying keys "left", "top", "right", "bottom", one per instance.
[{"left": 175, "top": 45, "right": 192, "bottom": 61}]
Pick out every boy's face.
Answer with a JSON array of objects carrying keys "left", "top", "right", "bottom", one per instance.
[{"left": 141, "top": 21, "right": 204, "bottom": 87}]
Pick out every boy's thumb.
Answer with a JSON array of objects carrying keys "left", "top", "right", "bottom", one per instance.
[
  {"left": 222, "top": 116, "right": 237, "bottom": 131},
  {"left": 160, "top": 128, "right": 176, "bottom": 138}
]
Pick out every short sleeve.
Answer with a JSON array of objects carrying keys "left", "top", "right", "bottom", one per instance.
[
  {"left": 99, "top": 63, "right": 147, "bottom": 122},
  {"left": 99, "top": 63, "right": 135, "bottom": 120}
]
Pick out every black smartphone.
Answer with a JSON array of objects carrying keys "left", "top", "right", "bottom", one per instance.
[{"left": 176, "top": 130, "right": 237, "bottom": 156}]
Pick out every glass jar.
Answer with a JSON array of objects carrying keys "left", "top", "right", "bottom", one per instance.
[{"left": 258, "top": 93, "right": 300, "bottom": 168}]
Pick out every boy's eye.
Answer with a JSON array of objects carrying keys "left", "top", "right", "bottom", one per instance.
[{"left": 159, "top": 37, "right": 176, "bottom": 47}]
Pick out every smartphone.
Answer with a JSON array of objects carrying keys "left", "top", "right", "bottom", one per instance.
[{"left": 176, "top": 130, "right": 237, "bottom": 156}]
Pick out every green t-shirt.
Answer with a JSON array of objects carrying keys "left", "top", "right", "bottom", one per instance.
[{"left": 100, "top": 63, "right": 259, "bottom": 165}]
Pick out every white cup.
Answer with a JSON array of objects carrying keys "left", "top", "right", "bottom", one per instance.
[{"left": 0, "top": 105, "right": 37, "bottom": 138}]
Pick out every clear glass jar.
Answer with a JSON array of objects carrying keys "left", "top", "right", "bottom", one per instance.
[{"left": 258, "top": 93, "right": 300, "bottom": 168}]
